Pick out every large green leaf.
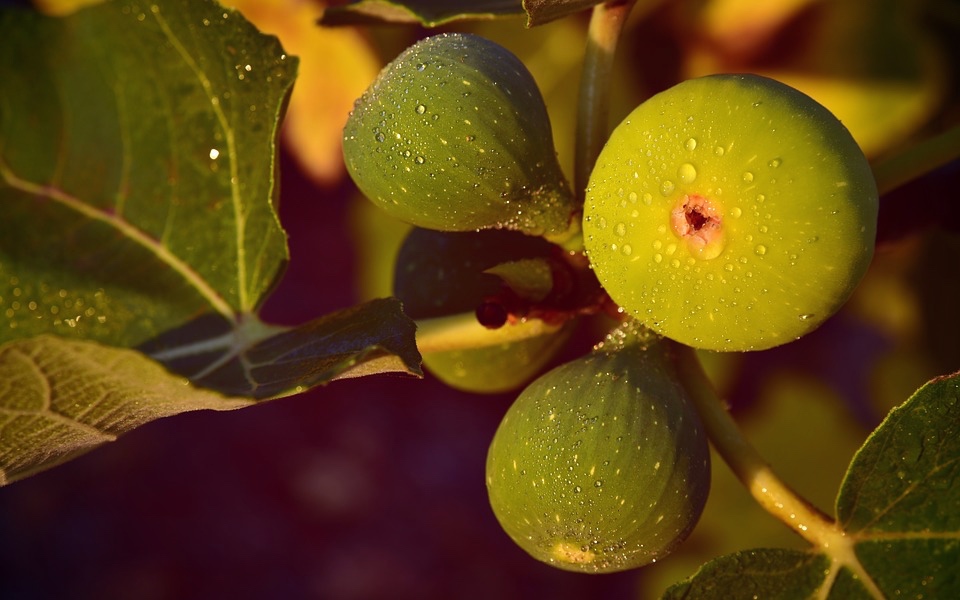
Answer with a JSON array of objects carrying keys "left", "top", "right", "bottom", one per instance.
[
  {"left": 664, "top": 371, "right": 960, "bottom": 599},
  {"left": 0, "top": 335, "right": 252, "bottom": 486},
  {"left": 0, "top": 1, "right": 423, "bottom": 486},
  {"left": 0, "top": 0, "right": 295, "bottom": 347}
]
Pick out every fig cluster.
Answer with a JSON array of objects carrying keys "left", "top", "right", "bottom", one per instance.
[{"left": 345, "top": 34, "right": 879, "bottom": 574}]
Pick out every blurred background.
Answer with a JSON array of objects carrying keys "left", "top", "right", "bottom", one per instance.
[{"left": 1, "top": 0, "right": 959, "bottom": 598}]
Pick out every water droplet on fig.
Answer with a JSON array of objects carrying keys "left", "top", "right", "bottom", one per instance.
[
  {"left": 754, "top": 244, "right": 767, "bottom": 256},
  {"left": 414, "top": 156, "right": 425, "bottom": 164},
  {"left": 415, "top": 104, "right": 426, "bottom": 114},
  {"left": 654, "top": 254, "right": 663, "bottom": 263},
  {"left": 768, "top": 158, "right": 781, "bottom": 168},
  {"left": 621, "top": 245, "right": 632, "bottom": 256},
  {"left": 729, "top": 207, "right": 742, "bottom": 218},
  {"left": 714, "top": 146, "right": 725, "bottom": 157},
  {"left": 742, "top": 171, "right": 754, "bottom": 182},
  {"left": 642, "top": 193, "right": 653, "bottom": 205},
  {"left": 660, "top": 180, "right": 675, "bottom": 196},
  {"left": 615, "top": 222, "right": 626, "bottom": 237},
  {"left": 677, "top": 163, "right": 697, "bottom": 184},
  {"left": 628, "top": 191, "right": 638, "bottom": 204},
  {"left": 685, "top": 138, "right": 697, "bottom": 151}
]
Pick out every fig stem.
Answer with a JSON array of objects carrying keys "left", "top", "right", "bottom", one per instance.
[
  {"left": 414, "top": 312, "right": 563, "bottom": 354},
  {"left": 667, "top": 340, "right": 884, "bottom": 596},
  {"left": 872, "top": 124, "right": 960, "bottom": 196},
  {"left": 575, "top": 0, "right": 636, "bottom": 202}
]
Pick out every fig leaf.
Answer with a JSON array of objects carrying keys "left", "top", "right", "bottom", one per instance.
[{"left": 664, "top": 371, "right": 960, "bottom": 598}]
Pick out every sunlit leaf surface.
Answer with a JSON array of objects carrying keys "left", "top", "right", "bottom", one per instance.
[
  {"left": 319, "top": 0, "right": 523, "bottom": 27},
  {"left": 0, "top": 0, "right": 296, "bottom": 346},
  {"left": 0, "top": 1, "right": 422, "bottom": 486},
  {"left": 0, "top": 335, "right": 252, "bottom": 486}
]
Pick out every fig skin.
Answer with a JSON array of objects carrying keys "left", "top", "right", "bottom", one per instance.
[
  {"left": 485, "top": 328, "right": 711, "bottom": 573},
  {"left": 343, "top": 33, "right": 575, "bottom": 239},
  {"left": 583, "top": 74, "right": 879, "bottom": 351}
]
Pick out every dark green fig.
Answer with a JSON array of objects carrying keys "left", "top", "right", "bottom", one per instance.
[
  {"left": 343, "top": 33, "right": 576, "bottom": 239},
  {"left": 393, "top": 227, "right": 557, "bottom": 320},
  {"left": 486, "top": 327, "right": 710, "bottom": 573}
]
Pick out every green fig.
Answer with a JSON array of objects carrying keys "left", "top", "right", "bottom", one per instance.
[
  {"left": 583, "top": 74, "right": 878, "bottom": 351},
  {"left": 393, "top": 227, "right": 573, "bottom": 394},
  {"left": 486, "top": 328, "right": 711, "bottom": 573},
  {"left": 392, "top": 227, "right": 557, "bottom": 320},
  {"left": 422, "top": 328, "right": 571, "bottom": 394},
  {"left": 343, "top": 33, "right": 576, "bottom": 239}
]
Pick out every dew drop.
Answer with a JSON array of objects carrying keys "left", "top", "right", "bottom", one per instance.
[
  {"left": 714, "top": 146, "right": 725, "bottom": 157},
  {"left": 415, "top": 104, "right": 426, "bottom": 114},
  {"left": 374, "top": 132, "right": 385, "bottom": 143},
  {"left": 756, "top": 194, "right": 766, "bottom": 203},
  {"left": 799, "top": 313, "right": 815, "bottom": 320},
  {"left": 755, "top": 244, "right": 767, "bottom": 256},
  {"left": 759, "top": 225, "right": 768, "bottom": 233},
  {"left": 660, "top": 180, "right": 675, "bottom": 196},
  {"left": 769, "top": 158, "right": 782, "bottom": 168},
  {"left": 730, "top": 207, "right": 742, "bottom": 218},
  {"left": 677, "top": 163, "right": 697, "bottom": 184},
  {"left": 642, "top": 192, "right": 653, "bottom": 205},
  {"left": 594, "top": 480, "right": 603, "bottom": 488},
  {"left": 685, "top": 138, "right": 697, "bottom": 151},
  {"left": 654, "top": 254, "right": 663, "bottom": 263},
  {"left": 724, "top": 263, "right": 734, "bottom": 272},
  {"left": 742, "top": 171, "right": 754, "bottom": 182},
  {"left": 671, "top": 258, "right": 681, "bottom": 268},
  {"left": 414, "top": 156, "right": 425, "bottom": 164},
  {"left": 614, "top": 222, "right": 627, "bottom": 237},
  {"left": 628, "top": 191, "right": 638, "bottom": 204},
  {"left": 621, "top": 245, "right": 632, "bottom": 256},
  {"left": 416, "top": 63, "right": 426, "bottom": 71}
]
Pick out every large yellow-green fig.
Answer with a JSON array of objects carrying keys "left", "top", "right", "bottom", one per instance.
[
  {"left": 486, "top": 328, "right": 710, "bottom": 573},
  {"left": 343, "top": 33, "right": 576, "bottom": 239},
  {"left": 583, "top": 74, "right": 878, "bottom": 351}
]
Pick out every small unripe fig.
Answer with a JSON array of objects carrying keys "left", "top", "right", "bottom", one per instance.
[
  {"left": 583, "top": 74, "right": 878, "bottom": 351},
  {"left": 423, "top": 330, "right": 570, "bottom": 394},
  {"left": 392, "top": 227, "right": 556, "bottom": 320},
  {"left": 344, "top": 33, "right": 575, "bottom": 238},
  {"left": 486, "top": 328, "right": 710, "bottom": 573}
]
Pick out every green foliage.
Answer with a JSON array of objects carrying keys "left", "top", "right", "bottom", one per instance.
[{"left": 0, "top": 0, "right": 420, "bottom": 482}]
